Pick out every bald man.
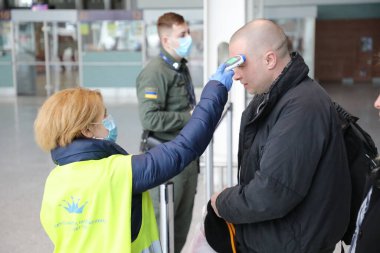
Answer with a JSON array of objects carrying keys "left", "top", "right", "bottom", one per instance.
[{"left": 209, "top": 19, "right": 351, "bottom": 253}]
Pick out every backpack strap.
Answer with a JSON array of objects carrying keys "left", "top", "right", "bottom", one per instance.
[
  {"left": 333, "top": 102, "right": 359, "bottom": 124},
  {"left": 333, "top": 102, "right": 378, "bottom": 157}
]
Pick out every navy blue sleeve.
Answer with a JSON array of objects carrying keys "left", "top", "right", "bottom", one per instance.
[{"left": 131, "top": 80, "right": 228, "bottom": 193}]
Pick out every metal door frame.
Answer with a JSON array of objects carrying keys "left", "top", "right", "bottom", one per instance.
[{"left": 11, "top": 10, "right": 78, "bottom": 96}]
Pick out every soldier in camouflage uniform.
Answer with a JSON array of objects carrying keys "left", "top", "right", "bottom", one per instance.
[{"left": 135, "top": 12, "right": 198, "bottom": 253}]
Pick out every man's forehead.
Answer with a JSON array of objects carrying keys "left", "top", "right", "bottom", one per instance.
[
  {"left": 172, "top": 23, "right": 189, "bottom": 33},
  {"left": 229, "top": 39, "right": 247, "bottom": 56}
]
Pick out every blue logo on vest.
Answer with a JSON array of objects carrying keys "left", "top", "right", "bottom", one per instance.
[{"left": 60, "top": 196, "right": 88, "bottom": 214}]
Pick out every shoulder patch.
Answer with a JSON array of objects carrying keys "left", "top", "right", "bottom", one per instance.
[{"left": 144, "top": 87, "right": 158, "bottom": 99}]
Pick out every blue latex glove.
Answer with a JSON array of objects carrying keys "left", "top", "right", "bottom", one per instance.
[{"left": 210, "top": 63, "right": 234, "bottom": 91}]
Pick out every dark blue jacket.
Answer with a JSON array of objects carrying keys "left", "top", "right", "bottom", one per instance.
[{"left": 50, "top": 80, "right": 227, "bottom": 240}]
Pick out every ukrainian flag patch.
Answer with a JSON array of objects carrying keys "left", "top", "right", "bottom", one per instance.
[{"left": 145, "top": 88, "right": 158, "bottom": 99}]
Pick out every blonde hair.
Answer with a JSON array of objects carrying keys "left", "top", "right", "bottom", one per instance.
[{"left": 34, "top": 87, "right": 104, "bottom": 151}]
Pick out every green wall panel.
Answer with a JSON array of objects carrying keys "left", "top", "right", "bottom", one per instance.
[
  {"left": 82, "top": 51, "right": 142, "bottom": 62},
  {"left": 82, "top": 50, "right": 142, "bottom": 88},
  {"left": 0, "top": 65, "right": 13, "bottom": 88},
  {"left": 318, "top": 3, "right": 380, "bottom": 20},
  {"left": 0, "top": 53, "right": 12, "bottom": 62},
  {"left": 82, "top": 64, "right": 142, "bottom": 88}
]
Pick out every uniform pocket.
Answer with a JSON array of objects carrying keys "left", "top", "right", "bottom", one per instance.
[
  {"left": 167, "top": 78, "right": 189, "bottom": 108},
  {"left": 168, "top": 80, "right": 187, "bottom": 96}
]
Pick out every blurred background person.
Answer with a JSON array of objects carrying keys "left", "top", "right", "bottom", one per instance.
[{"left": 349, "top": 93, "right": 380, "bottom": 253}]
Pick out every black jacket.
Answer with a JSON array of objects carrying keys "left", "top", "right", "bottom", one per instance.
[{"left": 216, "top": 53, "right": 351, "bottom": 253}]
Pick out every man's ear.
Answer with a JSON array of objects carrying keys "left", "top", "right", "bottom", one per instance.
[
  {"left": 265, "top": 51, "right": 277, "bottom": 70},
  {"left": 161, "top": 35, "right": 169, "bottom": 47},
  {"left": 81, "top": 128, "right": 93, "bottom": 138},
  {"left": 160, "top": 30, "right": 172, "bottom": 49}
]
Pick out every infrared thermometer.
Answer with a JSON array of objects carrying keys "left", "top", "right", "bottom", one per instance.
[{"left": 224, "top": 54, "right": 246, "bottom": 71}]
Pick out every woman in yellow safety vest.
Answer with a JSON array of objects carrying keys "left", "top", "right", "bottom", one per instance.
[{"left": 34, "top": 64, "right": 233, "bottom": 253}]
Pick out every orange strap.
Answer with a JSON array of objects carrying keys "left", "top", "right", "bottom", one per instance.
[{"left": 226, "top": 222, "right": 237, "bottom": 253}]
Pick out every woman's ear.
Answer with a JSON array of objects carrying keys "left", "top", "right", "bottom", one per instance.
[{"left": 81, "top": 127, "right": 93, "bottom": 138}]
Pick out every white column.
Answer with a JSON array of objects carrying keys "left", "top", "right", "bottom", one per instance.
[
  {"left": 203, "top": 0, "right": 248, "bottom": 195},
  {"left": 304, "top": 18, "right": 315, "bottom": 78},
  {"left": 75, "top": 0, "right": 82, "bottom": 10},
  {"left": 104, "top": 0, "right": 111, "bottom": 10},
  {"left": 125, "top": 0, "right": 132, "bottom": 10}
]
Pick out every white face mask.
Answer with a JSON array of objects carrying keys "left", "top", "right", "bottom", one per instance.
[{"left": 173, "top": 36, "right": 192, "bottom": 58}]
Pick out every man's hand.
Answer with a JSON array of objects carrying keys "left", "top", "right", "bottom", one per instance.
[
  {"left": 210, "top": 191, "right": 222, "bottom": 217},
  {"left": 210, "top": 64, "right": 234, "bottom": 91}
]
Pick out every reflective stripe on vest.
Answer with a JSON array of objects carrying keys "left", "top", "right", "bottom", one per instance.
[{"left": 40, "top": 154, "right": 161, "bottom": 253}]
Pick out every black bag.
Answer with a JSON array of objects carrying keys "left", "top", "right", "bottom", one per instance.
[
  {"left": 204, "top": 201, "right": 236, "bottom": 253},
  {"left": 334, "top": 102, "right": 378, "bottom": 245}
]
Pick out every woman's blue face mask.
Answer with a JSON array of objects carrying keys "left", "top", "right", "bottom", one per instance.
[
  {"left": 91, "top": 115, "right": 118, "bottom": 142},
  {"left": 102, "top": 115, "right": 118, "bottom": 142}
]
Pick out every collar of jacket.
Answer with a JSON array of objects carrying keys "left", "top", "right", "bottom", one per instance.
[
  {"left": 51, "top": 138, "right": 128, "bottom": 166},
  {"left": 160, "top": 46, "right": 187, "bottom": 70},
  {"left": 245, "top": 52, "right": 309, "bottom": 125}
]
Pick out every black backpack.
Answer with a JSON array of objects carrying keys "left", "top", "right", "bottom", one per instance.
[{"left": 334, "top": 102, "right": 378, "bottom": 245}]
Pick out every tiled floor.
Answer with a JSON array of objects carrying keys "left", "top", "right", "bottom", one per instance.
[{"left": 0, "top": 82, "right": 378, "bottom": 253}]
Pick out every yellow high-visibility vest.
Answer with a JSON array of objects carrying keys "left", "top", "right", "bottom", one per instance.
[{"left": 40, "top": 154, "right": 161, "bottom": 253}]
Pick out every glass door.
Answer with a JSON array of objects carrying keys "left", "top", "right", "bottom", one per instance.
[
  {"left": 12, "top": 10, "right": 79, "bottom": 96},
  {"left": 0, "top": 20, "right": 13, "bottom": 91},
  {"left": 14, "top": 22, "right": 44, "bottom": 95},
  {"left": 14, "top": 21, "right": 80, "bottom": 96},
  {"left": 47, "top": 22, "right": 79, "bottom": 92}
]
